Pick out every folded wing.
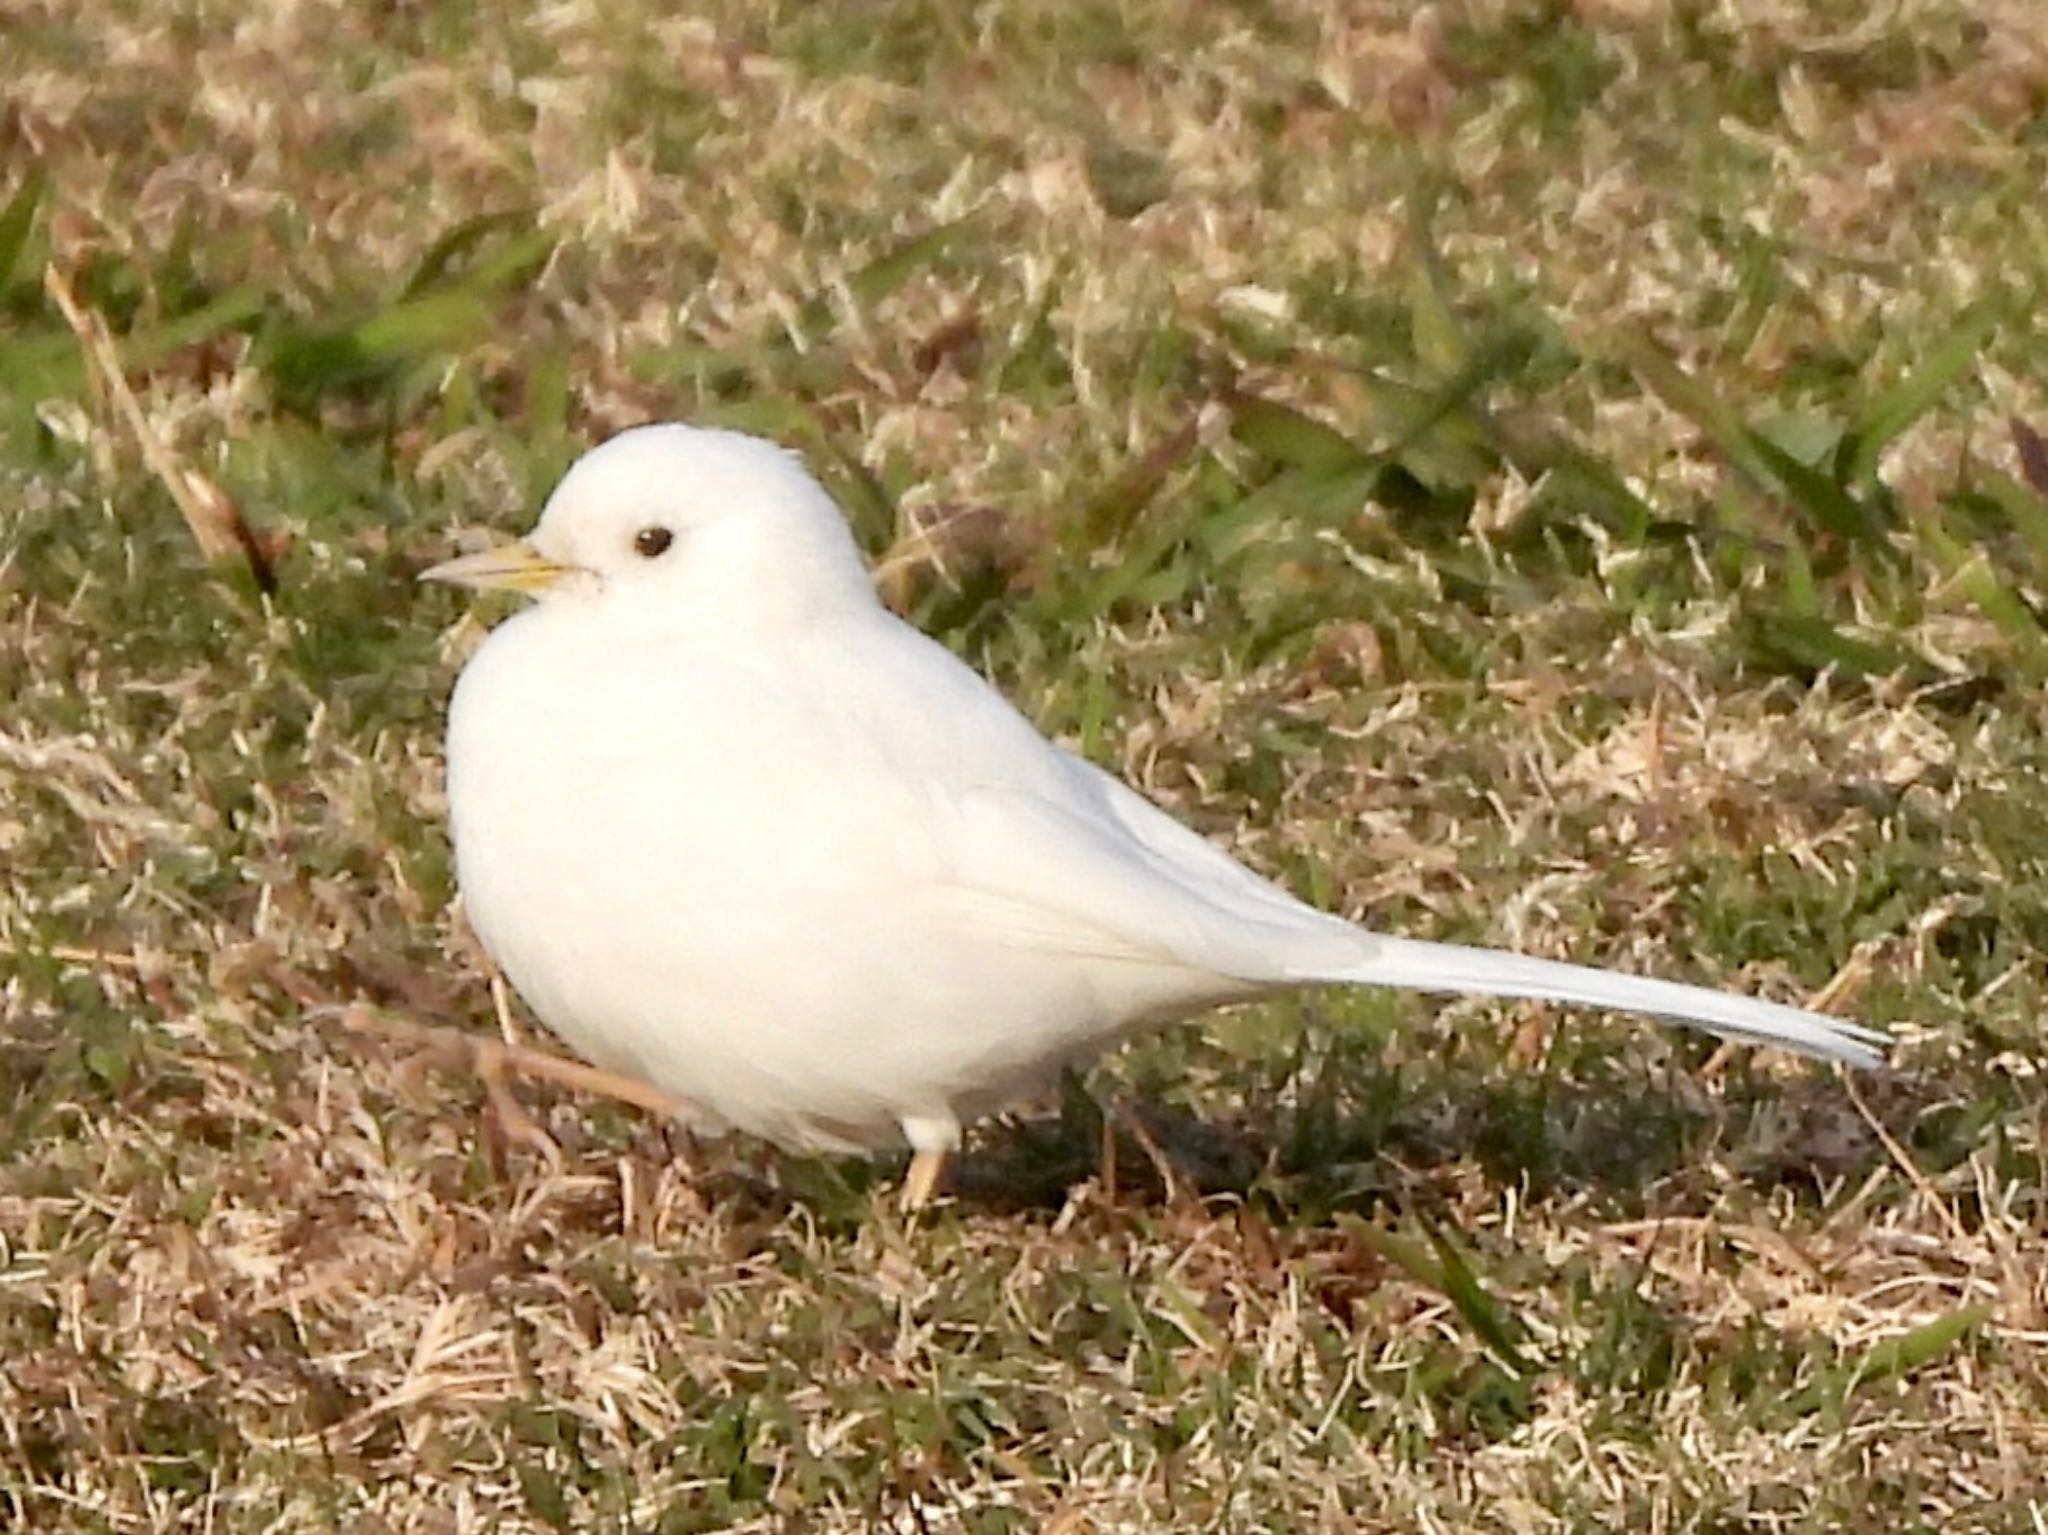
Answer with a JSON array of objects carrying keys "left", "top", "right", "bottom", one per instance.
[{"left": 946, "top": 749, "right": 1887, "bottom": 1068}]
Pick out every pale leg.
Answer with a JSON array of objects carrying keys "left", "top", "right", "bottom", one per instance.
[
  {"left": 328, "top": 1005, "right": 702, "bottom": 1126},
  {"left": 479, "top": 968, "right": 563, "bottom": 1162},
  {"left": 898, "top": 1112, "right": 962, "bottom": 1214}
]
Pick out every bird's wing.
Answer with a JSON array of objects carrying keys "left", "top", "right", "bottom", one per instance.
[
  {"left": 944, "top": 751, "right": 1369, "bottom": 983},
  {"left": 948, "top": 750, "right": 1887, "bottom": 1068},
  {"left": 873, "top": 621, "right": 1886, "bottom": 1067},
  {"left": 838, "top": 621, "right": 1366, "bottom": 981}
]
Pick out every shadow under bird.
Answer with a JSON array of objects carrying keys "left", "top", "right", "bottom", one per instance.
[{"left": 423, "top": 424, "right": 1887, "bottom": 1209}]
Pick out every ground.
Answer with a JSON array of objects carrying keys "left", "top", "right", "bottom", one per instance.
[{"left": 2, "top": 1, "right": 2046, "bottom": 1530}]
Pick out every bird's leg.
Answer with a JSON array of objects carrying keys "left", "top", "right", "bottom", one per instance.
[
  {"left": 327, "top": 1005, "right": 702, "bottom": 1130},
  {"left": 897, "top": 1113, "right": 961, "bottom": 1215},
  {"left": 471, "top": 1034, "right": 563, "bottom": 1170},
  {"left": 1109, "top": 1100, "right": 1187, "bottom": 1208},
  {"left": 1099, "top": 1109, "right": 1119, "bottom": 1205},
  {"left": 471, "top": 969, "right": 562, "bottom": 1167},
  {"left": 899, "top": 1149, "right": 948, "bottom": 1214},
  {"left": 489, "top": 967, "right": 525, "bottom": 1048}
]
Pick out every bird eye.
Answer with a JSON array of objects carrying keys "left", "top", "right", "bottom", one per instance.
[{"left": 633, "top": 526, "right": 674, "bottom": 558}]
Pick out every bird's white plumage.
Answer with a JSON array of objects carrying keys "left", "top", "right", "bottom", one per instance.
[{"left": 436, "top": 425, "right": 1886, "bottom": 1159}]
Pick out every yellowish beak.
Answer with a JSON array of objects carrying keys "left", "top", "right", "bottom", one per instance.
[{"left": 420, "top": 539, "right": 572, "bottom": 595}]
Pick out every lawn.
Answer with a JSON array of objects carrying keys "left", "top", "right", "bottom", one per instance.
[{"left": 2, "top": 1, "right": 2045, "bottom": 1529}]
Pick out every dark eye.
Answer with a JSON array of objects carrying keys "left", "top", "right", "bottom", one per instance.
[{"left": 633, "top": 526, "right": 674, "bottom": 559}]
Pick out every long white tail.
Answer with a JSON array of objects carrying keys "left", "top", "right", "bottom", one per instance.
[{"left": 1323, "top": 934, "right": 1887, "bottom": 1067}]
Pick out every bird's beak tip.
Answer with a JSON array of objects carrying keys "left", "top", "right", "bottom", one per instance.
[{"left": 420, "top": 539, "right": 569, "bottom": 594}]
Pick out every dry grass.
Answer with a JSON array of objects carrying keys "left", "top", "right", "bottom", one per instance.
[{"left": 3, "top": 0, "right": 2046, "bottom": 1529}]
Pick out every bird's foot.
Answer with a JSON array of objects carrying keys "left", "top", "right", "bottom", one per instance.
[
  {"left": 1105, "top": 1100, "right": 1194, "bottom": 1209},
  {"left": 1114, "top": 1113, "right": 1196, "bottom": 1211},
  {"left": 326, "top": 1005, "right": 703, "bottom": 1141},
  {"left": 472, "top": 1035, "right": 563, "bottom": 1173}
]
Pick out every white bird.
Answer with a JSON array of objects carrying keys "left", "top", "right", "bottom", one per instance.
[{"left": 424, "top": 424, "right": 1886, "bottom": 1209}]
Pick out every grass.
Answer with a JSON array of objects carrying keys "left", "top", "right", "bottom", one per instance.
[{"left": 2, "top": 0, "right": 2045, "bottom": 1528}]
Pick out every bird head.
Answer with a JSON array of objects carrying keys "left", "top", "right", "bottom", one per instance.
[{"left": 422, "top": 424, "right": 874, "bottom": 626}]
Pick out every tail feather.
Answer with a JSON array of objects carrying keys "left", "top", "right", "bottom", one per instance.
[{"left": 1320, "top": 934, "right": 1887, "bottom": 1068}]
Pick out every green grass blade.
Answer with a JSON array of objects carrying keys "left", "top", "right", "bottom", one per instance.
[
  {"left": 1787, "top": 1306, "right": 1987, "bottom": 1416},
  {"left": 848, "top": 217, "right": 974, "bottom": 309},
  {"left": 1743, "top": 427, "right": 1885, "bottom": 546},
  {"left": 1621, "top": 338, "right": 1776, "bottom": 490},
  {"left": 1424, "top": 1221, "right": 1538, "bottom": 1378},
  {"left": 771, "top": 219, "right": 974, "bottom": 364},
  {"left": 1405, "top": 180, "right": 1469, "bottom": 376},
  {"left": 1349, "top": 370, "right": 1498, "bottom": 486},
  {"left": 351, "top": 289, "right": 494, "bottom": 360},
  {"left": 1962, "top": 468, "right": 2048, "bottom": 581},
  {"left": 1228, "top": 395, "right": 1368, "bottom": 476},
  {"left": 261, "top": 225, "right": 551, "bottom": 406},
  {"left": 1624, "top": 337, "right": 1899, "bottom": 546},
  {"left": 1741, "top": 611, "right": 1932, "bottom": 682},
  {"left": 1489, "top": 418, "right": 1657, "bottom": 537},
  {"left": 1372, "top": 333, "right": 1533, "bottom": 489},
  {"left": 1840, "top": 305, "right": 1996, "bottom": 486},
  {"left": 1345, "top": 1216, "right": 1538, "bottom": 1376},
  {"left": 0, "top": 285, "right": 268, "bottom": 399},
  {"left": 1912, "top": 501, "right": 2048, "bottom": 660},
  {"left": 1197, "top": 462, "right": 1380, "bottom": 565},
  {"left": 452, "top": 225, "right": 556, "bottom": 294},
  {"left": 1074, "top": 417, "right": 1202, "bottom": 545},
  {"left": 400, "top": 209, "right": 536, "bottom": 299},
  {"left": 0, "top": 164, "right": 46, "bottom": 294},
  {"left": 1779, "top": 537, "right": 1821, "bottom": 618}
]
